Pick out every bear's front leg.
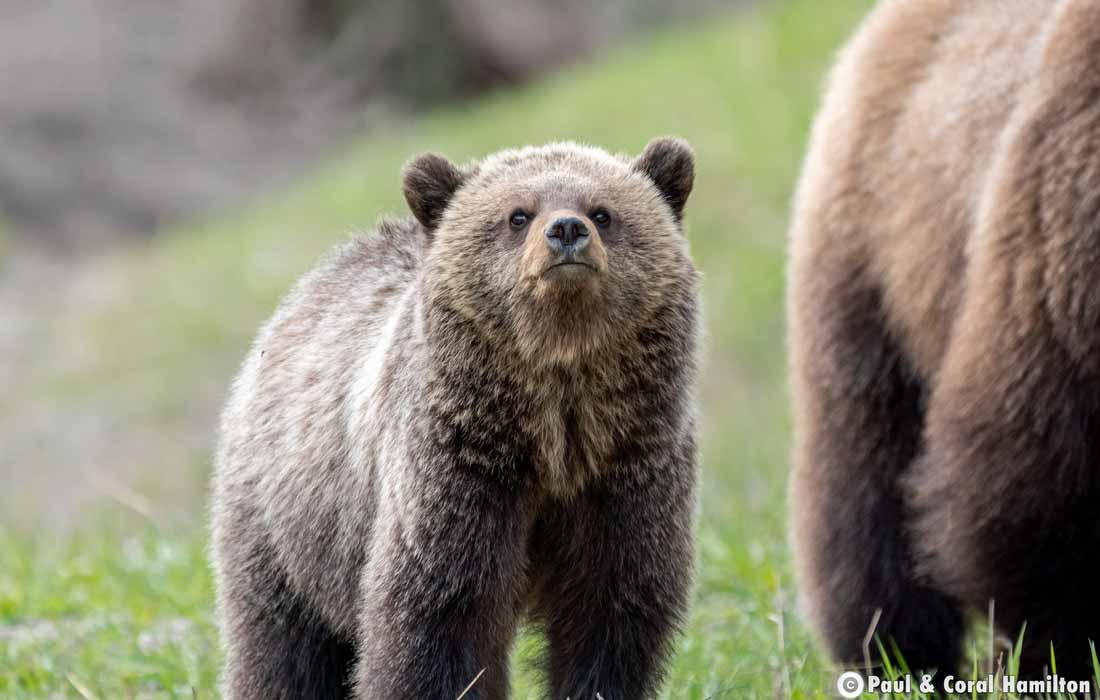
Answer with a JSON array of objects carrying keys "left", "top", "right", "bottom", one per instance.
[
  {"left": 352, "top": 466, "right": 531, "bottom": 700},
  {"left": 530, "top": 439, "right": 696, "bottom": 700}
]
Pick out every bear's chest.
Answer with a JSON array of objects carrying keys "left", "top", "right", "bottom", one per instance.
[{"left": 523, "top": 379, "right": 621, "bottom": 497}]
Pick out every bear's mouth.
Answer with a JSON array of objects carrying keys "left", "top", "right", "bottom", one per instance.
[
  {"left": 545, "top": 260, "right": 598, "bottom": 273},
  {"left": 542, "top": 250, "right": 602, "bottom": 277}
]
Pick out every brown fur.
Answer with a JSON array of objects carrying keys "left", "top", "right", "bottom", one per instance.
[
  {"left": 789, "top": 0, "right": 1100, "bottom": 677},
  {"left": 211, "top": 138, "right": 701, "bottom": 699}
]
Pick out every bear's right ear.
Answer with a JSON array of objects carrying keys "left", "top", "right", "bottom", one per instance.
[{"left": 402, "top": 153, "right": 467, "bottom": 230}]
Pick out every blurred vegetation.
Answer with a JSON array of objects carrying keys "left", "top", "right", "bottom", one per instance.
[
  {"left": 210, "top": 0, "right": 734, "bottom": 106},
  {"left": 2, "top": 0, "right": 732, "bottom": 247},
  {"left": 1, "top": 0, "right": 882, "bottom": 697}
]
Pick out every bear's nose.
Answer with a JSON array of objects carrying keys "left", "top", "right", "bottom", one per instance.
[{"left": 545, "top": 216, "right": 590, "bottom": 253}]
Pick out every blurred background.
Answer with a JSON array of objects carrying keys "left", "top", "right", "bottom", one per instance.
[
  {"left": 1, "top": 0, "right": 734, "bottom": 251},
  {"left": 3, "top": 0, "right": 733, "bottom": 529},
  {"left": 1, "top": 1, "right": 872, "bottom": 697}
]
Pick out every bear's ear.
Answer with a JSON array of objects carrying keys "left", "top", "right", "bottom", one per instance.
[
  {"left": 633, "top": 137, "right": 695, "bottom": 224},
  {"left": 402, "top": 153, "right": 467, "bottom": 230}
]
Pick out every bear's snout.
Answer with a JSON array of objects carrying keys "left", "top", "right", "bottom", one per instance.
[
  {"left": 527, "top": 211, "right": 609, "bottom": 280},
  {"left": 544, "top": 216, "right": 591, "bottom": 254}
]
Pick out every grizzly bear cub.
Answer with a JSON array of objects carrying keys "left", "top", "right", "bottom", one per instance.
[
  {"left": 212, "top": 138, "right": 701, "bottom": 700},
  {"left": 790, "top": 0, "right": 1100, "bottom": 678}
]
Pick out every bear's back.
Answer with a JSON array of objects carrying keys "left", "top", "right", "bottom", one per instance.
[
  {"left": 218, "top": 218, "right": 424, "bottom": 481},
  {"left": 790, "top": 0, "right": 1072, "bottom": 380},
  {"left": 214, "top": 218, "right": 425, "bottom": 634}
]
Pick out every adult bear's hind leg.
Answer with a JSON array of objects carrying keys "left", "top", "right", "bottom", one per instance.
[{"left": 789, "top": 264, "right": 964, "bottom": 674}]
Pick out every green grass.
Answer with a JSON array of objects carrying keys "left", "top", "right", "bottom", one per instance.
[
  {"left": 0, "top": 0, "right": 949, "bottom": 697},
  {"left": 1, "top": 530, "right": 217, "bottom": 697}
]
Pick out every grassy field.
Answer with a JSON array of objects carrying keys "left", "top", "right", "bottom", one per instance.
[{"left": 0, "top": 1, "right": 913, "bottom": 697}]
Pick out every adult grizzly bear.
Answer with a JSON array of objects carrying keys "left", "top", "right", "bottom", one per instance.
[
  {"left": 212, "top": 138, "right": 700, "bottom": 699},
  {"left": 789, "top": 0, "right": 1100, "bottom": 677}
]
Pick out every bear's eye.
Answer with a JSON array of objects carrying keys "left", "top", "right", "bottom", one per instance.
[
  {"left": 509, "top": 210, "right": 530, "bottom": 230},
  {"left": 591, "top": 209, "right": 612, "bottom": 228}
]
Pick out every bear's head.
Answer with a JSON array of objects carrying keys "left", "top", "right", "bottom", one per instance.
[{"left": 404, "top": 138, "right": 696, "bottom": 365}]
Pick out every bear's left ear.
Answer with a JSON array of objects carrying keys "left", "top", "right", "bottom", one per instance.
[
  {"left": 633, "top": 137, "right": 695, "bottom": 224},
  {"left": 402, "top": 153, "right": 467, "bottom": 230}
]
